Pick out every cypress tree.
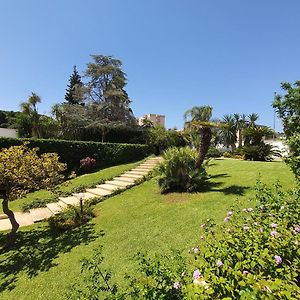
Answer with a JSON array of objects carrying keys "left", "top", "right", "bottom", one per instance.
[{"left": 65, "top": 66, "right": 83, "bottom": 105}]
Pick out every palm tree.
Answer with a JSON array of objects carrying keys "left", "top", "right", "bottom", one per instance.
[
  {"left": 20, "top": 93, "right": 42, "bottom": 138},
  {"left": 248, "top": 113, "right": 259, "bottom": 128},
  {"left": 221, "top": 114, "right": 237, "bottom": 151},
  {"left": 184, "top": 106, "right": 214, "bottom": 168}
]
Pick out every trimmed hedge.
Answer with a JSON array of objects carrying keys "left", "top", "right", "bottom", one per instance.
[{"left": 0, "top": 137, "right": 150, "bottom": 171}]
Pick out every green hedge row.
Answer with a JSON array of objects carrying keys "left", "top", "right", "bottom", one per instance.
[{"left": 0, "top": 137, "right": 150, "bottom": 170}]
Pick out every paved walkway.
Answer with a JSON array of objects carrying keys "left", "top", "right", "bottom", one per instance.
[{"left": 0, "top": 157, "right": 162, "bottom": 232}]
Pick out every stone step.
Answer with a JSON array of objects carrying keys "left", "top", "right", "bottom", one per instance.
[
  {"left": 127, "top": 171, "right": 148, "bottom": 176},
  {"left": 114, "top": 176, "right": 136, "bottom": 183},
  {"left": 132, "top": 167, "right": 152, "bottom": 171},
  {"left": 96, "top": 183, "right": 125, "bottom": 192},
  {"left": 73, "top": 192, "right": 97, "bottom": 201},
  {"left": 105, "top": 180, "right": 134, "bottom": 188},
  {"left": 29, "top": 207, "right": 54, "bottom": 223},
  {"left": 0, "top": 212, "right": 33, "bottom": 231},
  {"left": 46, "top": 202, "right": 63, "bottom": 215},
  {"left": 57, "top": 200, "right": 68, "bottom": 210},
  {"left": 86, "top": 188, "right": 112, "bottom": 197},
  {"left": 119, "top": 173, "right": 144, "bottom": 179},
  {"left": 59, "top": 196, "right": 80, "bottom": 206}
]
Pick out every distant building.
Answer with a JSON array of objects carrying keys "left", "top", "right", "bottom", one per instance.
[
  {"left": 0, "top": 128, "right": 17, "bottom": 138},
  {"left": 138, "top": 114, "right": 165, "bottom": 127}
]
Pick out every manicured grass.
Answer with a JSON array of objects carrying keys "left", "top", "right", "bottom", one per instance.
[
  {"left": 0, "top": 159, "right": 145, "bottom": 214},
  {"left": 0, "top": 159, "right": 296, "bottom": 300}
]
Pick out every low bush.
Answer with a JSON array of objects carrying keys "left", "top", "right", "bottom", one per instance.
[
  {"left": 242, "top": 143, "right": 281, "bottom": 161},
  {"left": 0, "top": 137, "right": 149, "bottom": 171},
  {"left": 206, "top": 147, "right": 222, "bottom": 158},
  {"left": 48, "top": 202, "right": 95, "bottom": 231},
  {"left": 156, "top": 147, "right": 208, "bottom": 193},
  {"left": 79, "top": 156, "right": 97, "bottom": 173}
]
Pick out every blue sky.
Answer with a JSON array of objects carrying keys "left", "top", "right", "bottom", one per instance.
[{"left": 0, "top": 0, "right": 299, "bottom": 131}]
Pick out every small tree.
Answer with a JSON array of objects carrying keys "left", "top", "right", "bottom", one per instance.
[
  {"left": 273, "top": 81, "right": 300, "bottom": 180},
  {"left": 65, "top": 66, "right": 84, "bottom": 105},
  {"left": 184, "top": 106, "right": 215, "bottom": 168},
  {"left": 0, "top": 145, "right": 66, "bottom": 247}
]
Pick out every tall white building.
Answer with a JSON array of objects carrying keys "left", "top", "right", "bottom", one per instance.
[{"left": 138, "top": 114, "right": 165, "bottom": 127}]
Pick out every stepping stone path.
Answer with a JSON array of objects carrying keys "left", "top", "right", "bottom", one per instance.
[{"left": 0, "top": 157, "right": 162, "bottom": 232}]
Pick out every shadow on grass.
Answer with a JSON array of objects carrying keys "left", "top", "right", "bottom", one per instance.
[{"left": 0, "top": 223, "right": 100, "bottom": 293}]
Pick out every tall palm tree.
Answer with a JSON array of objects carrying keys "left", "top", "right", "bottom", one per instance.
[
  {"left": 20, "top": 93, "right": 42, "bottom": 138},
  {"left": 221, "top": 114, "right": 237, "bottom": 151},
  {"left": 184, "top": 105, "right": 214, "bottom": 168}
]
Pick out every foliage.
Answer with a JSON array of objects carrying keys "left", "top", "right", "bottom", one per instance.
[
  {"left": 220, "top": 114, "right": 237, "bottom": 151},
  {"left": 22, "top": 197, "right": 56, "bottom": 212},
  {"left": 124, "top": 182, "right": 300, "bottom": 299},
  {"left": 273, "top": 81, "right": 300, "bottom": 180},
  {"left": 147, "top": 126, "right": 185, "bottom": 154},
  {"left": 223, "top": 151, "right": 245, "bottom": 160},
  {"left": 0, "top": 137, "right": 149, "bottom": 171},
  {"left": 48, "top": 202, "right": 95, "bottom": 231},
  {"left": 243, "top": 126, "right": 274, "bottom": 146},
  {"left": 64, "top": 65, "right": 84, "bottom": 105},
  {"left": 184, "top": 106, "right": 215, "bottom": 168},
  {"left": 206, "top": 147, "right": 222, "bottom": 158},
  {"left": 80, "top": 157, "right": 97, "bottom": 173},
  {"left": 242, "top": 143, "right": 281, "bottom": 161},
  {"left": 156, "top": 147, "right": 208, "bottom": 193},
  {"left": 20, "top": 93, "right": 43, "bottom": 138},
  {"left": 0, "top": 144, "right": 66, "bottom": 201}
]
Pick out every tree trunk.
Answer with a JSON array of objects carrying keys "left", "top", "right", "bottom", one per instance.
[
  {"left": 196, "top": 127, "right": 212, "bottom": 169},
  {"left": 2, "top": 196, "right": 19, "bottom": 248},
  {"left": 238, "top": 129, "right": 243, "bottom": 148},
  {"left": 231, "top": 143, "right": 236, "bottom": 152}
]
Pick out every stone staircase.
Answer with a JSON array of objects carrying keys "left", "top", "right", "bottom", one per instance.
[{"left": 0, "top": 157, "right": 162, "bottom": 231}]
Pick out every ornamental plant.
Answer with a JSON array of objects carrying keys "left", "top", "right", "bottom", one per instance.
[
  {"left": 79, "top": 156, "right": 97, "bottom": 173},
  {"left": 155, "top": 147, "right": 208, "bottom": 193},
  {"left": 0, "top": 144, "right": 66, "bottom": 247}
]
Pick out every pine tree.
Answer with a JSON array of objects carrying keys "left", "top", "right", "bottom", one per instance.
[{"left": 64, "top": 66, "right": 83, "bottom": 105}]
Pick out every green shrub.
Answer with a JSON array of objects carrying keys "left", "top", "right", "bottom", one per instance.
[
  {"left": 242, "top": 143, "right": 281, "bottom": 161},
  {"left": 206, "top": 147, "right": 222, "bottom": 158},
  {"left": 156, "top": 147, "right": 208, "bottom": 193},
  {"left": 22, "top": 197, "right": 56, "bottom": 212},
  {"left": 48, "top": 202, "right": 95, "bottom": 231},
  {"left": 0, "top": 137, "right": 149, "bottom": 171}
]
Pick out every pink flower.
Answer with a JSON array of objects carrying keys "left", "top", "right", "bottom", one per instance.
[
  {"left": 224, "top": 217, "right": 230, "bottom": 222},
  {"left": 193, "top": 248, "right": 199, "bottom": 254},
  {"left": 200, "top": 224, "right": 206, "bottom": 228},
  {"left": 259, "top": 228, "right": 264, "bottom": 233},
  {"left": 294, "top": 225, "right": 300, "bottom": 233},
  {"left": 254, "top": 222, "right": 258, "bottom": 226},
  {"left": 217, "top": 260, "right": 223, "bottom": 267},
  {"left": 243, "top": 224, "right": 250, "bottom": 230},
  {"left": 173, "top": 282, "right": 180, "bottom": 289},
  {"left": 271, "top": 230, "right": 278, "bottom": 237},
  {"left": 274, "top": 255, "right": 282, "bottom": 264},
  {"left": 242, "top": 208, "right": 247, "bottom": 212},
  {"left": 227, "top": 211, "right": 233, "bottom": 216},
  {"left": 243, "top": 270, "right": 249, "bottom": 276},
  {"left": 271, "top": 223, "right": 278, "bottom": 228},
  {"left": 193, "top": 269, "right": 201, "bottom": 279},
  {"left": 247, "top": 208, "right": 253, "bottom": 212}
]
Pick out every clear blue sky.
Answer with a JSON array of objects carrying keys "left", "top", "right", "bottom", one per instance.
[{"left": 0, "top": 0, "right": 299, "bottom": 131}]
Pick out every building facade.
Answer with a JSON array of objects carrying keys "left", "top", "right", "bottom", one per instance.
[{"left": 138, "top": 114, "right": 165, "bottom": 127}]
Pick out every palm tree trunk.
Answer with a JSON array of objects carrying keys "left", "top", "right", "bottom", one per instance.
[
  {"left": 196, "top": 127, "right": 212, "bottom": 169},
  {"left": 2, "top": 196, "right": 19, "bottom": 248}
]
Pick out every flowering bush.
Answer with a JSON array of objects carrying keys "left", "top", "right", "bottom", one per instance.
[{"left": 79, "top": 156, "right": 97, "bottom": 173}]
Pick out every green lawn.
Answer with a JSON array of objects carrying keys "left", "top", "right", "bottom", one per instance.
[
  {"left": 0, "top": 159, "right": 296, "bottom": 300},
  {"left": 0, "top": 159, "right": 145, "bottom": 214}
]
